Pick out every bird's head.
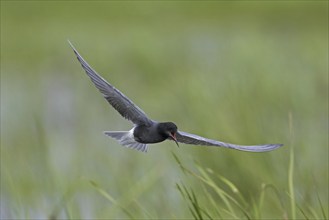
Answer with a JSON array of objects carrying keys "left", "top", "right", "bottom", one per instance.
[{"left": 158, "top": 122, "right": 179, "bottom": 147}]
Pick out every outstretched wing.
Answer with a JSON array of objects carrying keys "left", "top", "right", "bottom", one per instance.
[
  {"left": 176, "top": 131, "right": 283, "bottom": 152},
  {"left": 69, "top": 41, "right": 153, "bottom": 126}
]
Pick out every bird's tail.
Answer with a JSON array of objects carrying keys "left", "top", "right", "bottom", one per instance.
[
  {"left": 104, "top": 131, "right": 128, "bottom": 140},
  {"left": 104, "top": 131, "right": 148, "bottom": 153}
]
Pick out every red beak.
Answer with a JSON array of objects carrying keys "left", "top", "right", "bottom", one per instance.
[{"left": 169, "top": 133, "right": 179, "bottom": 147}]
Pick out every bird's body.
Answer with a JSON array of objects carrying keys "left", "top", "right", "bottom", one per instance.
[
  {"left": 133, "top": 123, "right": 172, "bottom": 144},
  {"left": 104, "top": 122, "right": 178, "bottom": 152},
  {"left": 69, "top": 41, "right": 283, "bottom": 153}
]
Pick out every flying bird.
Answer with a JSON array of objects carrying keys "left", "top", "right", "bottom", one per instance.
[{"left": 69, "top": 41, "right": 283, "bottom": 153}]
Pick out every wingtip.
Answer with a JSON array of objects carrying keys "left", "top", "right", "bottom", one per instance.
[
  {"left": 67, "top": 40, "right": 83, "bottom": 61},
  {"left": 262, "top": 143, "right": 284, "bottom": 152},
  {"left": 229, "top": 143, "right": 284, "bottom": 152},
  {"left": 273, "top": 143, "right": 284, "bottom": 148},
  {"left": 67, "top": 39, "right": 77, "bottom": 52}
]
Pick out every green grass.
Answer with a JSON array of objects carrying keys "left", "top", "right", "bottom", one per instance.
[
  {"left": 173, "top": 150, "right": 326, "bottom": 220},
  {"left": 1, "top": 1, "right": 328, "bottom": 219},
  {"left": 46, "top": 149, "right": 327, "bottom": 219}
]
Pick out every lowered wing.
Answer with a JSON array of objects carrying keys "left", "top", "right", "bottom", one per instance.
[{"left": 176, "top": 131, "right": 283, "bottom": 152}]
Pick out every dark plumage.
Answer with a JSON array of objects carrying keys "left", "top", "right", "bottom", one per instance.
[{"left": 69, "top": 41, "right": 283, "bottom": 153}]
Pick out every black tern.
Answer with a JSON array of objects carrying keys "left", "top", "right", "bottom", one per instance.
[{"left": 69, "top": 41, "right": 283, "bottom": 153}]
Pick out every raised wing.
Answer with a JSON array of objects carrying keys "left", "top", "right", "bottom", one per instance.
[
  {"left": 176, "top": 131, "right": 283, "bottom": 152},
  {"left": 69, "top": 41, "right": 153, "bottom": 126}
]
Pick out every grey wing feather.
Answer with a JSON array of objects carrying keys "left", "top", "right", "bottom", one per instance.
[
  {"left": 176, "top": 131, "right": 283, "bottom": 152},
  {"left": 69, "top": 41, "right": 152, "bottom": 126}
]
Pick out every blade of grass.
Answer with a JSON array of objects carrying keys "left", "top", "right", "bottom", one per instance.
[
  {"left": 250, "top": 197, "right": 260, "bottom": 219},
  {"left": 307, "top": 206, "right": 319, "bottom": 220},
  {"left": 182, "top": 184, "right": 203, "bottom": 220},
  {"left": 189, "top": 206, "right": 199, "bottom": 220},
  {"left": 288, "top": 148, "right": 295, "bottom": 219},
  {"left": 215, "top": 171, "right": 248, "bottom": 208},
  {"left": 261, "top": 183, "right": 287, "bottom": 218},
  {"left": 189, "top": 187, "right": 204, "bottom": 220},
  {"left": 196, "top": 164, "right": 250, "bottom": 219},
  {"left": 176, "top": 183, "right": 200, "bottom": 219},
  {"left": 257, "top": 183, "right": 266, "bottom": 219},
  {"left": 311, "top": 173, "right": 328, "bottom": 219},
  {"left": 107, "top": 165, "right": 161, "bottom": 217},
  {"left": 173, "top": 153, "right": 249, "bottom": 219},
  {"left": 177, "top": 182, "right": 216, "bottom": 220},
  {"left": 89, "top": 180, "right": 134, "bottom": 219},
  {"left": 286, "top": 192, "right": 309, "bottom": 220},
  {"left": 49, "top": 178, "right": 82, "bottom": 220},
  {"left": 315, "top": 184, "right": 327, "bottom": 219},
  {"left": 176, "top": 183, "right": 186, "bottom": 200},
  {"left": 172, "top": 151, "right": 188, "bottom": 175},
  {"left": 132, "top": 199, "right": 154, "bottom": 219},
  {"left": 288, "top": 111, "right": 296, "bottom": 219},
  {"left": 63, "top": 203, "right": 73, "bottom": 220},
  {"left": 195, "top": 165, "right": 234, "bottom": 215},
  {"left": 200, "top": 183, "right": 223, "bottom": 218},
  {"left": 296, "top": 204, "right": 309, "bottom": 220}
]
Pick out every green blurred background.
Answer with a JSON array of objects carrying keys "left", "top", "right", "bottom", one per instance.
[{"left": 1, "top": 1, "right": 328, "bottom": 219}]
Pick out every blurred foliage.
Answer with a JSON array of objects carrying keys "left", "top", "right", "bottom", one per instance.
[{"left": 1, "top": 1, "right": 328, "bottom": 219}]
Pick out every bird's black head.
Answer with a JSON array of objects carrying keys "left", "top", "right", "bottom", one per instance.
[{"left": 158, "top": 122, "right": 179, "bottom": 147}]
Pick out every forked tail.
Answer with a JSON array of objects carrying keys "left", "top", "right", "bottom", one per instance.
[{"left": 104, "top": 131, "right": 148, "bottom": 153}]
